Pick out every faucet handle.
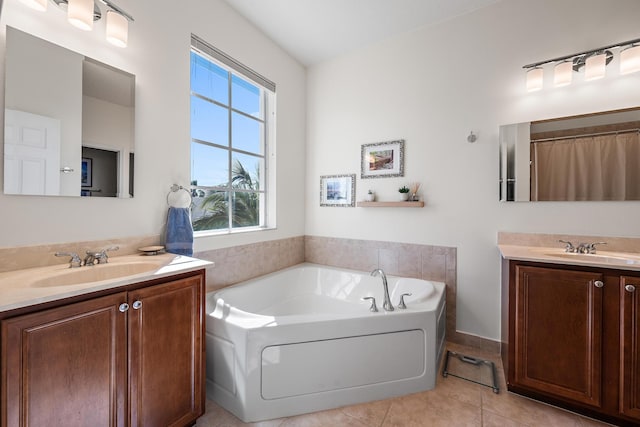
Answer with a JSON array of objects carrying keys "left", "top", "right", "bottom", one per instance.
[
  {"left": 397, "top": 293, "right": 412, "bottom": 309},
  {"left": 362, "top": 296, "right": 379, "bottom": 312},
  {"left": 558, "top": 240, "right": 575, "bottom": 253},
  {"left": 55, "top": 252, "right": 82, "bottom": 268},
  {"left": 93, "top": 246, "right": 120, "bottom": 264},
  {"left": 587, "top": 242, "right": 606, "bottom": 254}
]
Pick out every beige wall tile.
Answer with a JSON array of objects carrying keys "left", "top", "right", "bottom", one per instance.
[{"left": 0, "top": 234, "right": 161, "bottom": 272}]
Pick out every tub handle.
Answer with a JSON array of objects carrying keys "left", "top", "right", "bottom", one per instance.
[
  {"left": 362, "top": 296, "right": 378, "bottom": 312},
  {"left": 397, "top": 293, "right": 412, "bottom": 309}
]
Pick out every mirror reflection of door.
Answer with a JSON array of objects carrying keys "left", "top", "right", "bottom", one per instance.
[
  {"left": 81, "top": 147, "right": 118, "bottom": 197},
  {"left": 4, "top": 109, "right": 61, "bottom": 195}
]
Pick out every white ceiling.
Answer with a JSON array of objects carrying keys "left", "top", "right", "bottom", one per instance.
[{"left": 221, "top": 0, "right": 501, "bottom": 66}]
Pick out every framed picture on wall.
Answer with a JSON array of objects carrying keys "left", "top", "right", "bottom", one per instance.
[
  {"left": 320, "top": 174, "right": 356, "bottom": 207},
  {"left": 361, "top": 139, "right": 405, "bottom": 178},
  {"left": 81, "top": 157, "right": 92, "bottom": 187}
]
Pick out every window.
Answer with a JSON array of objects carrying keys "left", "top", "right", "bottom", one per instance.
[{"left": 190, "top": 35, "right": 275, "bottom": 233}]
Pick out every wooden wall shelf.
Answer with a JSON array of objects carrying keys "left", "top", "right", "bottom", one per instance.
[{"left": 357, "top": 201, "right": 424, "bottom": 208}]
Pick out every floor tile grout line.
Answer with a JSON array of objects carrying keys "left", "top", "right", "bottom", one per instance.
[{"left": 380, "top": 400, "right": 392, "bottom": 427}]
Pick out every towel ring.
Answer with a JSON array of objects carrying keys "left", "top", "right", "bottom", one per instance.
[{"left": 166, "top": 184, "right": 193, "bottom": 208}]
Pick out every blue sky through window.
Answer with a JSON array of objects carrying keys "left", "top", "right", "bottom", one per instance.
[
  {"left": 190, "top": 50, "right": 264, "bottom": 188},
  {"left": 190, "top": 43, "right": 273, "bottom": 232}
]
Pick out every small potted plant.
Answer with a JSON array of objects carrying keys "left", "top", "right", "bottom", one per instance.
[
  {"left": 365, "top": 189, "right": 376, "bottom": 202},
  {"left": 399, "top": 186, "right": 410, "bottom": 201}
]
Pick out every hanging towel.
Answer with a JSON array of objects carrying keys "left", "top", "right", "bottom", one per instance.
[{"left": 165, "top": 207, "right": 194, "bottom": 256}]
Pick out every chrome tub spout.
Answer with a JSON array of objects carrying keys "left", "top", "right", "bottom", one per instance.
[{"left": 371, "top": 269, "right": 394, "bottom": 311}]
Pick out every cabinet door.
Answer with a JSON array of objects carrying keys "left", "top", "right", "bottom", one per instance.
[
  {"left": 513, "top": 265, "right": 603, "bottom": 407},
  {"left": 2, "top": 292, "right": 127, "bottom": 427},
  {"left": 128, "top": 275, "right": 204, "bottom": 427},
  {"left": 620, "top": 276, "right": 640, "bottom": 422}
]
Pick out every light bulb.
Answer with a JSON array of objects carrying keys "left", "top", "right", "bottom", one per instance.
[
  {"left": 526, "top": 67, "right": 544, "bottom": 92},
  {"left": 68, "top": 0, "right": 94, "bottom": 31},
  {"left": 585, "top": 53, "right": 606, "bottom": 81},
  {"left": 554, "top": 61, "right": 573, "bottom": 87},
  {"left": 106, "top": 11, "right": 128, "bottom": 48},
  {"left": 620, "top": 45, "right": 640, "bottom": 75}
]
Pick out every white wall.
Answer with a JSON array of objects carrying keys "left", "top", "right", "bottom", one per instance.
[
  {"left": 305, "top": 0, "right": 640, "bottom": 340},
  {"left": 0, "top": 0, "right": 306, "bottom": 250}
]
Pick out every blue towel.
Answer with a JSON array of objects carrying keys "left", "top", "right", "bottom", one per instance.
[{"left": 165, "top": 207, "right": 194, "bottom": 256}]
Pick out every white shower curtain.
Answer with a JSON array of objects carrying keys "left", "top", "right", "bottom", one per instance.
[{"left": 532, "top": 131, "right": 640, "bottom": 201}]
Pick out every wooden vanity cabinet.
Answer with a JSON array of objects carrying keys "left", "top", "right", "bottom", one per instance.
[
  {"left": 1, "top": 271, "right": 205, "bottom": 427},
  {"left": 502, "top": 261, "right": 640, "bottom": 426}
]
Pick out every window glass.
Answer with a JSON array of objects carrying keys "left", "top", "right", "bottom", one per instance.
[
  {"left": 190, "top": 142, "right": 228, "bottom": 187},
  {"left": 232, "top": 75, "right": 261, "bottom": 118},
  {"left": 191, "top": 96, "right": 228, "bottom": 146},
  {"left": 190, "top": 46, "right": 273, "bottom": 234},
  {"left": 232, "top": 112, "right": 262, "bottom": 154},
  {"left": 190, "top": 52, "right": 228, "bottom": 104}
]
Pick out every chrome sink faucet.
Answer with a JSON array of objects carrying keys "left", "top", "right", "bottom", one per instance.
[
  {"left": 371, "top": 268, "right": 394, "bottom": 311},
  {"left": 559, "top": 239, "right": 606, "bottom": 254},
  {"left": 559, "top": 239, "right": 576, "bottom": 253},
  {"left": 55, "top": 252, "right": 82, "bottom": 268},
  {"left": 84, "top": 246, "right": 119, "bottom": 266},
  {"left": 577, "top": 242, "right": 606, "bottom": 254}
]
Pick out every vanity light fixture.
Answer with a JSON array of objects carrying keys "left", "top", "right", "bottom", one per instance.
[
  {"left": 523, "top": 37, "right": 640, "bottom": 91},
  {"left": 21, "top": 0, "right": 133, "bottom": 47}
]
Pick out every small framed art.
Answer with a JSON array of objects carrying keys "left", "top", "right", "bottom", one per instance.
[
  {"left": 361, "top": 139, "right": 405, "bottom": 179},
  {"left": 320, "top": 174, "right": 356, "bottom": 207},
  {"left": 81, "top": 157, "right": 93, "bottom": 187}
]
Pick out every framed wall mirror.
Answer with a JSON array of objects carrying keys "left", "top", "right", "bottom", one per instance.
[
  {"left": 3, "top": 27, "right": 135, "bottom": 198},
  {"left": 499, "top": 107, "right": 640, "bottom": 202}
]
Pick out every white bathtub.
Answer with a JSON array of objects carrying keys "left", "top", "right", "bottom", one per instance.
[{"left": 205, "top": 263, "right": 446, "bottom": 422}]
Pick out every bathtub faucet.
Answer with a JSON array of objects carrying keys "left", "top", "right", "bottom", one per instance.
[{"left": 371, "top": 269, "right": 394, "bottom": 311}]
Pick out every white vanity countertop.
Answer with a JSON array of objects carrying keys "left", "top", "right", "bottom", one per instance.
[
  {"left": 499, "top": 244, "right": 640, "bottom": 271},
  {"left": 0, "top": 253, "right": 213, "bottom": 313}
]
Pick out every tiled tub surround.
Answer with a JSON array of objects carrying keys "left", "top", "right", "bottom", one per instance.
[{"left": 194, "top": 236, "right": 305, "bottom": 291}]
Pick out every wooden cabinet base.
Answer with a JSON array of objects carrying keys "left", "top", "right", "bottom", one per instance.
[
  {"left": 1, "top": 270, "right": 205, "bottom": 427},
  {"left": 502, "top": 260, "right": 640, "bottom": 427}
]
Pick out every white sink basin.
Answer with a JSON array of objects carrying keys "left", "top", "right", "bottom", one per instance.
[
  {"left": 29, "top": 260, "right": 168, "bottom": 288},
  {"left": 544, "top": 252, "right": 640, "bottom": 266}
]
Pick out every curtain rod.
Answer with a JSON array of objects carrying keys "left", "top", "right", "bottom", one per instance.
[{"left": 531, "top": 128, "right": 640, "bottom": 143}]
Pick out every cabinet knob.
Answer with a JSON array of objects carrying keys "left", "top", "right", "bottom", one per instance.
[
  {"left": 625, "top": 284, "right": 636, "bottom": 293},
  {"left": 118, "top": 303, "right": 129, "bottom": 312},
  {"left": 132, "top": 300, "right": 142, "bottom": 310},
  {"left": 594, "top": 280, "right": 604, "bottom": 288}
]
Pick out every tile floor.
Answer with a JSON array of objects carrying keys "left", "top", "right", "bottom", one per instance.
[{"left": 196, "top": 342, "right": 613, "bottom": 427}]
